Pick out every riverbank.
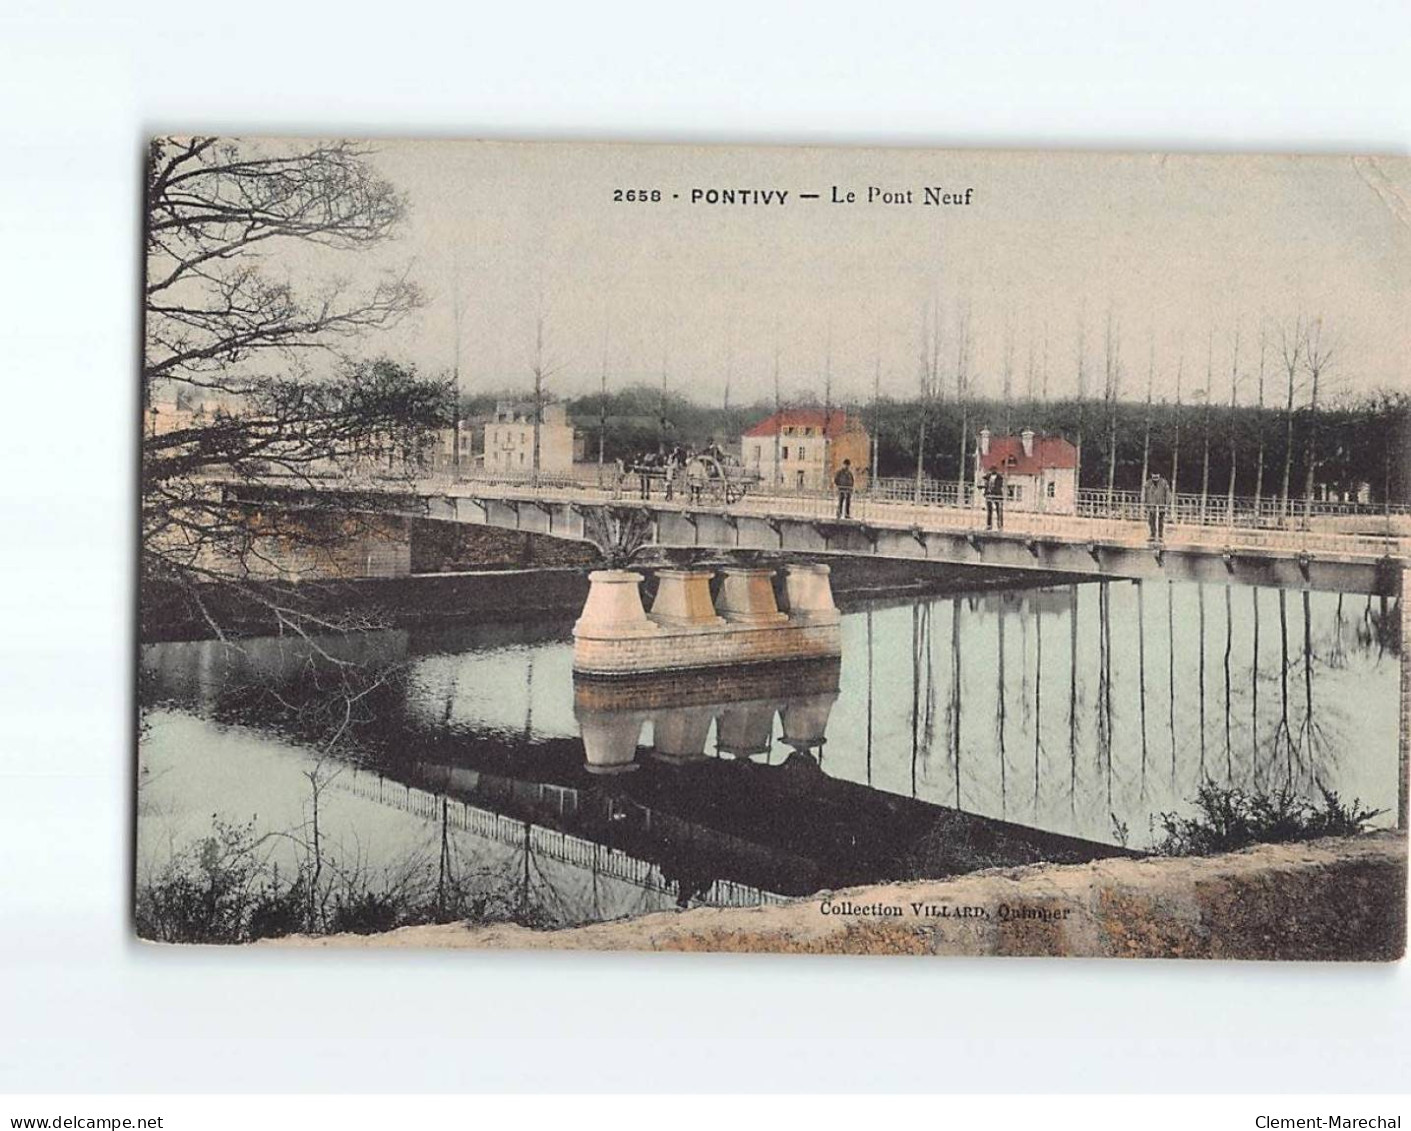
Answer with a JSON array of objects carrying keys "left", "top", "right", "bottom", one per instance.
[{"left": 271, "top": 832, "right": 1407, "bottom": 960}]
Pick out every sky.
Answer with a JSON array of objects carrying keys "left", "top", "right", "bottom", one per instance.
[{"left": 309, "top": 140, "right": 1408, "bottom": 410}]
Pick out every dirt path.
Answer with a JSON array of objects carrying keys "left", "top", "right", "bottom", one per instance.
[{"left": 271, "top": 832, "right": 1406, "bottom": 960}]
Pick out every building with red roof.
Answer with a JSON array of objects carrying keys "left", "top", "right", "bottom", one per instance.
[
  {"left": 741, "top": 408, "right": 872, "bottom": 491},
  {"left": 974, "top": 428, "right": 1078, "bottom": 514}
]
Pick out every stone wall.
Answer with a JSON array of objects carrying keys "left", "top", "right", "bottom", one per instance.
[{"left": 410, "top": 519, "right": 598, "bottom": 572}]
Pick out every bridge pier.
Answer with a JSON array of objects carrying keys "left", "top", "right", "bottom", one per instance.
[
  {"left": 782, "top": 562, "right": 840, "bottom": 624},
  {"left": 716, "top": 566, "right": 787, "bottom": 624},
  {"left": 649, "top": 569, "right": 725, "bottom": 626},
  {"left": 575, "top": 569, "right": 655, "bottom": 637},
  {"left": 573, "top": 563, "right": 842, "bottom": 676}
]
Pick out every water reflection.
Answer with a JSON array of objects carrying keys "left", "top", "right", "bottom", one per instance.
[
  {"left": 574, "top": 662, "right": 839, "bottom": 774},
  {"left": 138, "top": 577, "right": 1402, "bottom": 925}
]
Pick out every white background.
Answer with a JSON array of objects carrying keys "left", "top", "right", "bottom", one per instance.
[{"left": 0, "top": 0, "right": 1408, "bottom": 1095}]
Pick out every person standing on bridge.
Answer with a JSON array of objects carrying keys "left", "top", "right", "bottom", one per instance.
[
  {"left": 687, "top": 453, "right": 707, "bottom": 505},
  {"left": 983, "top": 468, "right": 1005, "bottom": 530},
  {"left": 663, "top": 448, "right": 678, "bottom": 502},
  {"left": 834, "top": 459, "right": 855, "bottom": 519},
  {"left": 637, "top": 450, "right": 657, "bottom": 501},
  {"left": 1143, "top": 470, "right": 1172, "bottom": 543}
]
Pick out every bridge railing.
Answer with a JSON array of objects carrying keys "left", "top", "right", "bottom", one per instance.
[
  {"left": 219, "top": 467, "right": 1407, "bottom": 559},
  {"left": 1075, "top": 487, "right": 1411, "bottom": 529}
]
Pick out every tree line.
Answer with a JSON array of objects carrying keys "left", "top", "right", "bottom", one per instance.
[{"left": 510, "top": 382, "right": 1409, "bottom": 505}]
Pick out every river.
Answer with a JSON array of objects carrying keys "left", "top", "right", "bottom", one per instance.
[{"left": 137, "top": 575, "right": 1402, "bottom": 933}]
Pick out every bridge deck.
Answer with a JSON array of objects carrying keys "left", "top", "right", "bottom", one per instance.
[{"left": 224, "top": 473, "right": 1409, "bottom": 596}]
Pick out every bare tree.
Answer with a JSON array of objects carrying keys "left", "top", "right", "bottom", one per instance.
[
  {"left": 448, "top": 253, "right": 469, "bottom": 472},
  {"left": 142, "top": 138, "right": 444, "bottom": 636},
  {"left": 1102, "top": 308, "right": 1121, "bottom": 507},
  {"left": 1226, "top": 324, "right": 1241, "bottom": 524},
  {"left": 823, "top": 331, "right": 834, "bottom": 482},
  {"left": 658, "top": 330, "right": 670, "bottom": 454},
  {"left": 772, "top": 339, "right": 783, "bottom": 488},
  {"left": 1001, "top": 311, "right": 1015, "bottom": 436},
  {"left": 917, "top": 295, "right": 945, "bottom": 502},
  {"left": 145, "top": 138, "right": 421, "bottom": 395},
  {"left": 1170, "top": 350, "right": 1185, "bottom": 492},
  {"left": 1040, "top": 320, "right": 1051, "bottom": 425},
  {"left": 1253, "top": 324, "right": 1268, "bottom": 515},
  {"left": 951, "top": 300, "right": 970, "bottom": 502},
  {"left": 598, "top": 314, "right": 611, "bottom": 484},
  {"left": 723, "top": 312, "right": 735, "bottom": 413},
  {"left": 531, "top": 303, "right": 547, "bottom": 482},
  {"left": 1278, "top": 316, "right": 1306, "bottom": 524},
  {"left": 1199, "top": 326, "right": 1214, "bottom": 522},
  {"left": 871, "top": 319, "right": 883, "bottom": 485},
  {"left": 1302, "top": 318, "right": 1335, "bottom": 523},
  {"left": 1024, "top": 318, "right": 1038, "bottom": 425},
  {"left": 1074, "top": 315, "right": 1088, "bottom": 490},
  {"left": 1139, "top": 329, "right": 1155, "bottom": 486}
]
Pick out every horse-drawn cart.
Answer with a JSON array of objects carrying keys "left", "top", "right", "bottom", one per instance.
[{"left": 625, "top": 451, "right": 762, "bottom": 505}]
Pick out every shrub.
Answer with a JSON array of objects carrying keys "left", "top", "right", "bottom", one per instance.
[
  {"left": 136, "top": 815, "right": 555, "bottom": 943},
  {"left": 1155, "top": 783, "right": 1383, "bottom": 857}
]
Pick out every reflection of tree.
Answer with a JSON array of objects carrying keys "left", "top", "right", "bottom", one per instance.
[
  {"left": 1068, "top": 585, "right": 1079, "bottom": 801},
  {"left": 1297, "top": 590, "right": 1331, "bottom": 791},
  {"left": 1096, "top": 582, "right": 1113, "bottom": 806},
  {"left": 996, "top": 599, "right": 1008, "bottom": 813},
  {"left": 1274, "top": 589, "right": 1295, "bottom": 785},
  {"left": 1251, "top": 587, "right": 1261, "bottom": 789},
  {"left": 1197, "top": 583, "right": 1208, "bottom": 772},
  {"left": 1167, "top": 582, "right": 1177, "bottom": 780},
  {"left": 950, "top": 596, "right": 963, "bottom": 807},
  {"left": 911, "top": 602, "right": 938, "bottom": 799},
  {"left": 1033, "top": 598, "right": 1044, "bottom": 804},
  {"left": 866, "top": 610, "right": 875, "bottom": 786},
  {"left": 1136, "top": 581, "right": 1148, "bottom": 792},
  {"left": 1224, "top": 585, "right": 1234, "bottom": 780}
]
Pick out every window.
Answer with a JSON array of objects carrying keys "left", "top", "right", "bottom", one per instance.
[
  {"left": 782, "top": 445, "right": 790, "bottom": 460},
  {"left": 1046, "top": 481, "right": 1056, "bottom": 498},
  {"left": 798, "top": 445, "right": 806, "bottom": 460},
  {"left": 519, "top": 451, "right": 525, "bottom": 466}
]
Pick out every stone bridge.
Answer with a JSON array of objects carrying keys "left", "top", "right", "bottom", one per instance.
[{"left": 222, "top": 473, "right": 1408, "bottom": 597}]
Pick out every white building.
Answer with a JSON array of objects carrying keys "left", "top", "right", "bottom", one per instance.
[
  {"left": 974, "top": 428, "right": 1078, "bottom": 514},
  {"left": 483, "top": 401, "right": 575, "bottom": 476}
]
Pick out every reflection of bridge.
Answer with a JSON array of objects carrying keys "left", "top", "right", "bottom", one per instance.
[
  {"left": 333, "top": 768, "right": 788, "bottom": 911},
  {"left": 224, "top": 473, "right": 1407, "bottom": 596},
  {"left": 141, "top": 632, "right": 1141, "bottom": 906}
]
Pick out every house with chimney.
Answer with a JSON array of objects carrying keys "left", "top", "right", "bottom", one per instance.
[
  {"left": 483, "top": 401, "right": 575, "bottom": 476},
  {"left": 974, "top": 428, "right": 1078, "bottom": 514},
  {"left": 741, "top": 409, "right": 871, "bottom": 491}
]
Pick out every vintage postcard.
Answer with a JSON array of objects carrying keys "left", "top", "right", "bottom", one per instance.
[{"left": 136, "top": 138, "right": 1408, "bottom": 958}]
